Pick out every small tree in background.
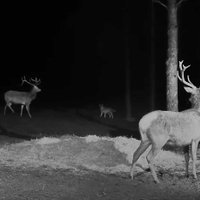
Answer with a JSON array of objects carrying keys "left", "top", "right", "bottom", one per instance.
[
  {"left": 123, "top": 0, "right": 135, "bottom": 121},
  {"left": 150, "top": 0, "right": 156, "bottom": 110}
]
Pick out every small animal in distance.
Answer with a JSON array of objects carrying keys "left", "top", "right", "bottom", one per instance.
[{"left": 99, "top": 104, "right": 116, "bottom": 118}]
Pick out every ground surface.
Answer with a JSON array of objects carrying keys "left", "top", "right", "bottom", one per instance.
[
  {"left": 0, "top": 166, "right": 199, "bottom": 200},
  {"left": 0, "top": 107, "right": 199, "bottom": 200}
]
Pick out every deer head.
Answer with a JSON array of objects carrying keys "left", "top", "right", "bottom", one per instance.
[
  {"left": 21, "top": 76, "right": 41, "bottom": 92},
  {"left": 177, "top": 60, "right": 200, "bottom": 109}
]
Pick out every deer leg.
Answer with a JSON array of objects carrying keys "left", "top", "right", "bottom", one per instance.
[
  {"left": 20, "top": 105, "right": 24, "bottom": 117},
  {"left": 191, "top": 140, "right": 198, "bottom": 179},
  {"left": 146, "top": 146, "right": 161, "bottom": 183},
  {"left": 110, "top": 112, "right": 113, "bottom": 118},
  {"left": 26, "top": 104, "right": 32, "bottom": 118},
  {"left": 4, "top": 105, "right": 8, "bottom": 115},
  {"left": 146, "top": 136, "right": 167, "bottom": 183},
  {"left": 130, "top": 140, "right": 151, "bottom": 179},
  {"left": 6, "top": 102, "right": 15, "bottom": 113},
  {"left": 183, "top": 145, "right": 190, "bottom": 177}
]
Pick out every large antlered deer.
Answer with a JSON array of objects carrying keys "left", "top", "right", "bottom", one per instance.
[
  {"left": 130, "top": 61, "right": 200, "bottom": 183},
  {"left": 4, "top": 77, "right": 41, "bottom": 118}
]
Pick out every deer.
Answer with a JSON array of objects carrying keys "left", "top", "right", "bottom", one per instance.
[
  {"left": 4, "top": 76, "right": 41, "bottom": 118},
  {"left": 130, "top": 60, "right": 200, "bottom": 183},
  {"left": 99, "top": 104, "right": 116, "bottom": 118}
]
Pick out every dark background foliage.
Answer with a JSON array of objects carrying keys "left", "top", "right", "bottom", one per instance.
[{"left": 1, "top": 0, "right": 200, "bottom": 109}]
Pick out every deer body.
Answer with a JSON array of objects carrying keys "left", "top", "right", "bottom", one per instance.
[
  {"left": 4, "top": 77, "right": 41, "bottom": 118},
  {"left": 99, "top": 104, "right": 116, "bottom": 118},
  {"left": 130, "top": 61, "right": 200, "bottom": 183},
  {"left": 140, "top": 110, "right": 200, "bottom": 146}
]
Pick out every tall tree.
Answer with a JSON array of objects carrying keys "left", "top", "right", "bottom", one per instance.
[
  {"left": 150, "top": 0, "right": 156, "bottom": 110},
  {"left": 123, "top": 0, "right": 134, "bottom": 121},
  {"left": 153, "top": 0, "right": 188, "bottom": 111}
]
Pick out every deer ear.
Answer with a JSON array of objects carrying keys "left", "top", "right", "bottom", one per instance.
[{"left": 184, "top": 87, "right": 195, "bottom": 94}]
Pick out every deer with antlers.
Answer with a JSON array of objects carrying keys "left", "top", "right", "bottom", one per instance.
[
  {"left": 4, "top": 77, "right": 41, "bottom": 118},
  {"left": 130, "top": 60, "right": 200, "bottom": 183}
]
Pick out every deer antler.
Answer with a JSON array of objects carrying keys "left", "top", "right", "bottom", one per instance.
[
  {"left": 31, "top": 77, "right": 41, "bottom": 85},
  {"left": 21, "top": 76, "right": 41, "bottom": 86},
  {"left": 177, "top": 60, "right": 197, "bottom": 89},
  {"left": 21, "top": 76, "right": 33, "bottom": 86}
]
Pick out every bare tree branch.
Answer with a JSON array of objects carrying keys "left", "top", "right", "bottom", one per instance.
[
  {"left": 176, "top": 0, "right": 189, "bottom": 8},
  {"left": 152, "top": 0, "right": 168, "bottom": 9}
]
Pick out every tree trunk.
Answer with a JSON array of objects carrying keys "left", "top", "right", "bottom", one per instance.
[
  {"left": 124, "top": 0, "right": 134, "bottom": 121},
  {"left": 166, "top": 0, "right": 178, "bottom": 111},
  {"left": 125, "top": 58, "right": 132, "bottom": 120},
  {"left": 150, "top": 0, "right": 156, "bottom": 110}
]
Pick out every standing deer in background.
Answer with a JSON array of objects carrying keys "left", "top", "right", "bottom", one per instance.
[
  {"left": 99, "top": 104, "right": 116, "bottom": 118},
  {"left": 130, "top": 60, "right": 200, "bottom": 183},
  {"left": 4, "top": 77, "right": 41, "bottom": 118}
]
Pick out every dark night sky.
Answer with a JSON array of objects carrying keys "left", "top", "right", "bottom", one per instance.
[{"left": 1, "top": 0, "right": 200, "bottom": 109}]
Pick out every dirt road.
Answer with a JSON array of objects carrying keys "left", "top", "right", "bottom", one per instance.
[{"left": 0, "top": 166, "right": 199, "bottom": 200}]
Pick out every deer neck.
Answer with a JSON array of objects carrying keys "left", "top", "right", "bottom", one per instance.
[
  {"left": 190, "top": 94, "right": 200, "bottom": 112},
  {"left": 29, "top": 87, "right": 38, "bottom": 100}
]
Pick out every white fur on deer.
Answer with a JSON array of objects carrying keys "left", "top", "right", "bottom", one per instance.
[{"left": 130, "top": 61, "right": 200, "bottom": 183}]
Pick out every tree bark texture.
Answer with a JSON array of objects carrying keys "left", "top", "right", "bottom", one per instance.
[{"left": 166, "top": 0, "right": 178, "bottom": 111}]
